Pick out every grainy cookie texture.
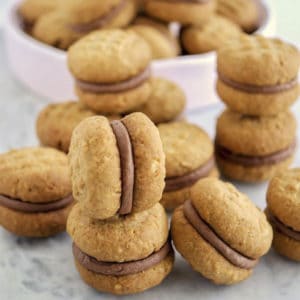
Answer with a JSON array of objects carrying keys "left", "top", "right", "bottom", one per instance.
[
  {"left": 144, "top": 0, "right": 216, "bottom": 25},
  {"left": 216, "top": 0, "right": 260, "bottom": 33},
  {"left": 32, "top": 11, "right": 82, "bottom": 50},
  {"left": 215, "top": 110, "right": 296, "bottom": 182},
  {"left": 217, "top": 35, "right": 300, "bottom": 116},
  {"left": 67, "top": 203, "right": 174, "bottom": 295},
  {"left": 181, "top": 16, "right": 242, "bottom": 54},
  {"left": 69, "top": 113, "right": 165, "bottom": 220},
  {"left": 128, "top": 25, "right": 179, "bottom": 59},
  {"left": 0, "top": 147, "right": 73, "bottom": 237},
  {"left": 136, "top": 77, "right": 186, "bottom": 124},
  {"left": 158, "top": 122, "right": 218, "bottom": 210},
  {"left": 266, "top": 169, "right": 300, "bottom": 261},
  {"left": 36, "top": 101, "right": 120, "bottom": 153},
  {"left": 19, "top": 0, "right": 60, "bottom": 24},
  {"left": 68, "top": 29, "right": 152, "bottom": 114},
  {"left": 172, "top": 178, "right": 273, "bottom": 284}
]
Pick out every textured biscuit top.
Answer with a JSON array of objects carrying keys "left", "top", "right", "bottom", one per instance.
[
  {"left": 191, "top": 178, "right": 273, "bottom": 258},
  {"left": 181, "top": 15, "right": 242, "bottom": 54},
  {"left": 216, "top": 110, "right": 297, "bottom": 156},
  {"left": 158, "top": 122, "right": 213, "bottom": 177},
  {"left": 216, "top": 0, "right": 259, "bottom": 32},
  {"left": 138, "top": 77, "right": 186, "bottom": 124},
  {"left": 67, "top": 203, "right": 168, "bottom": 262},
  {"left": 69, "top": 113, "right": 165, "bottom": 219},
  {"left": 36, "top": 101, "right": 97, "bottom": 152},
  {"left": 61, "top": 0, "right": 121, "bottom": 24},
  {"left": 267, "top": 168, "right": 300, "bottom": 230},
  {"left": 19, "top": 0, "right": 60, "bottom": 24},
  {"left": 68, "top": 29, "right": 152, "bottom": 83},
  {"left": 217, "top": 35, "right": 300, "bottom": 85},
  {"left": 0, "top": 147, "right": 71, "bottom": 203}
]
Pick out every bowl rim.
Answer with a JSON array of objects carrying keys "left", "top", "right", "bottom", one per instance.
[{"left": 4, "top": 0, "right": 276, "bottom": 68}]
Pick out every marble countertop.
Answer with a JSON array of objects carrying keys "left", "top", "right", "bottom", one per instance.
[{"left": 1, "top": 0, "right": 300, "bottom": 299}]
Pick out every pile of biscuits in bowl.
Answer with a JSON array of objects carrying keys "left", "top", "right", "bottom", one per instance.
[
  {"left": 0, "top": 0, "right": 300, "bottom": 297},
  {"left": 19, "top": 0, "right": 267, "bottom": 56}
]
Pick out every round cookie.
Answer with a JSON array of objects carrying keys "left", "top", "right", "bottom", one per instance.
[
  {"left": 135, "top": 77, "right": 186, "bottom": 124},
  {"left": 69, "top": 112, "right": 165, "bottom": 220},
  {"left": 19, "top": 0, "right": 60, "bottom": 25},
  {"left": 68, "top": 29, "right": 152, "bottom": 114},
  {"left": 181, "top": 15, "right": 242, "bottom": 54},
  {"left": 215, "top": 110, "right": 297, "bottom": 182},
  {"left": 67, "top": 203, "right": 174, "bottom": 295},
  {"left": 61, "top": 0, "right": 137, "bottom": 34},
  {"left": 0, "top": 147, "right": 73, "bottom": 237},
  {"left": 144, "top": 0, "right": 216, "bottom": 25},
  {"left": 36, "top": 101, "right": 96, "bottom": 153},
  {"left": 217, "top": 35, "right": 300, "bottom": 116},
  {"left": 216, "top": 0, "right": 261, "bottom": 33},
  {"left": 158, "top": 122, "right": 218, "bottom": 210},
  {"left": 32, "top": 12, "right": 82, "bottom": 50},
  {"left": 266, "top": 168, "right": 300, "bottom": 261},
  {"left": 171, "top": 178, "right": 273, "bottom": 285},
  {"left": 127, "top": 25, "right": 180, "bottom": 59}
]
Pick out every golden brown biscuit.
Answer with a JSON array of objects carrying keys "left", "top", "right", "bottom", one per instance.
[
  {"left": 61, "top": 0, "right": 137, "bottom": 34},
  {"left": 0, "top": 147, "right": 73, "bottom": 237},
  {"left": 19, "top": 0, "right": 60, "bottom": 25},
  {"left": 266, "top": 168, "right": 300, "bottom": 261},
  {"left": 181, "top": 15, "right": 242, "bottom": 54},
  {"left": 36, "top": 101, "right": 96, "bottom": 153},
  {"left": 69, "top": 113, "right": 165, "bottom": 219},
  {"left": 144, "top": 0, "right": 216, "bottom": 25},
  {"left": 215, "top": 110, "right": 297, "bottom": 182},
  {"left": 135, "top": 78, "right": 186, "bottom": 124},
  {"left": 158, "top": 122, "right": 218, "bottom": 210},
  {"left": 171, "top": 178, "right": 273, "bottom": 284},
  {"left": 68, "top": 29, "right": 152, "bottom": 114},
  {"left": 217, "top": 35, "right": 300, "bottom": 116},
  {"left": 32, "top": 11, "right": 81, "bottom": 50},
  {"left": 216, "top": 0, "right": 261, "bottom": 33},
  {"left": 128, "top": 25, "right": 179, "bottom": 59},
  {"left": 67, "top": 203, "right": 174, "bottom": 295},
  {"left": 36, "top": 101, "right": 120, "bottom": 153}
]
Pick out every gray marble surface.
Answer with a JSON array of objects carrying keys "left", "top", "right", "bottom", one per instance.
[{"left": 1, "top": 0, "right": 300, "bottom": 299}]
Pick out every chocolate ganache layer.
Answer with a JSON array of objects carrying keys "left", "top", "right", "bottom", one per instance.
[
  {"left": 218, "top": 73, "right": 298, "bottom": 94},
  {"left": 110, "top": 120, "right": 134, "bottom": 215},
  {"left": 267, "top": 209, "right": 300, "bottom": 241},
  {"left": 76, "top": 67, "right": 151, "bottom": 94},
  {"left": 73, "top": 241, "right": 172, "bottom": 276},
  {"left": 0, "top": 194, "right": 73, "bottom": 213},
  {"left": 215, "top": 140, "right": 296, "bottom": 167},
  {"left": 70, "top": 0, "right": 128, "bottom": 34},
  {"left": 184, "top": 200, "right": 258, "bottom": 269},
  {"left": 165, "top": 157, "right": 215, "bottom": 192}
]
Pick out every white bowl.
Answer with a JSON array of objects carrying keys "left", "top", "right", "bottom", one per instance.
[{"left": 3, "top": 0, "right": 276, "bottom": 111}]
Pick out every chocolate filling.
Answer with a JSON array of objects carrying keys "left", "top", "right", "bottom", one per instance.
[
  {"left": 0, "top": 194, "right": 73, "bottom": 213},
  {"left": 165, "top": 157, "right": 215, "bottom": 192},
  {"left": 218, "top": 72, "right": 298, "bottom": 94},
  {"left": 110, "top": 120, "right": 134, "bottom": 215},
  {"left": 215, "top": 140, "right": 296, "bottom": 167},
  {"left": 266, "top": 209, "right": 300, "bottom": 242},
  {"left": 73, "top": 241, "right": 172, "bottom": 276},
  {"left": 70, "top": 0, "right": 128, "bottom": 34},
  {"left": 76, "top": 67, "right": 151, "bottom": 94},
  {"left": 184, "top": 200, "right": 258, "bottom": 269}
]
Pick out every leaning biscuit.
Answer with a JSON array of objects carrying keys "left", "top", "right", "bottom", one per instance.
[
  {"left": 69, "top": 112, "right": 165, "bottom": 219},
  {"left": 171, "top": 178, "right": 273, "bottom": 285}
]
